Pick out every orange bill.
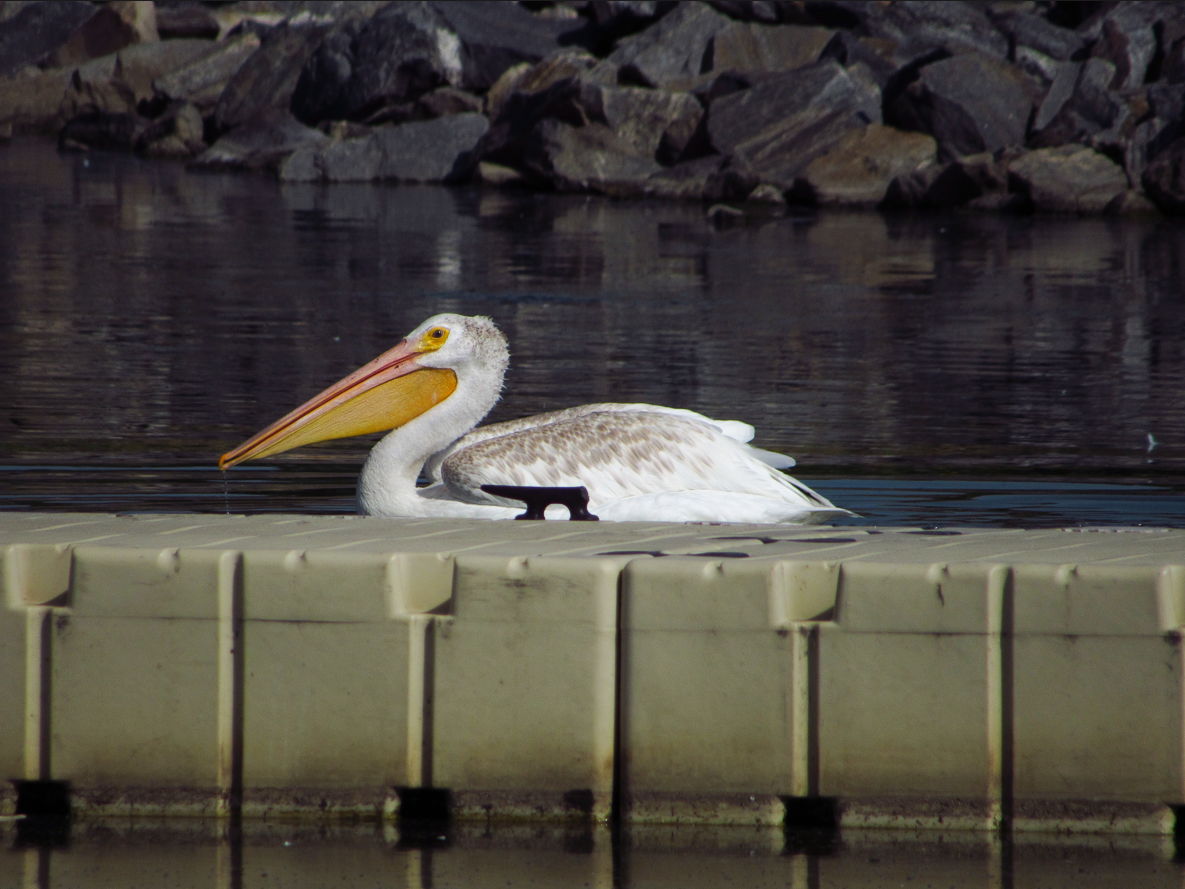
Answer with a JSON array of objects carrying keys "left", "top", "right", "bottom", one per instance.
[{"left": 219, "top": 340, "right": 457, "bottom": 470}]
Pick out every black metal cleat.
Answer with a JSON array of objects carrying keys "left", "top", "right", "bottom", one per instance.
[{"left": 480, "top": 485, "right": 599, "bottom": 521}]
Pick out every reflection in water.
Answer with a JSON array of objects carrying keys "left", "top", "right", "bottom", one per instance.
[
  {"left": 4, "top": 820, "right": 1184, "bottom": 889},
  {"left": 1, "top": 139, "right": 1183, "bottom": 522}
]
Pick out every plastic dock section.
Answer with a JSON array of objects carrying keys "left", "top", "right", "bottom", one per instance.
[{"left": 3, "top": 513, "right": 1185, "bottom": 835}]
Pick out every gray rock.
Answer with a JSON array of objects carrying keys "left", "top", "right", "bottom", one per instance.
[
  {"left": 283, "top": 111, "right": 488, "bottom": 182},
  {"left": 990, "top": 10, "right": 1087, "bottom": 62},
  {"left": 707, "top": 2, "right": 781, "bottom": 25},
  {"left": 431, "top": 0, "right": 589, "bottom": 91},
  {"left": 708, "top": 58, "right": 880, "bottom": 157},
  {"left": 888, "top": 51, "right": 1035, "bottom": 162},
  {"left": 153, "top": 32, "right": 260, "bottom": 111},
  {"left": 1008, "top": 145, "right": 1128, "bottom": 214},
  {"left": 416, "top": 85, "right": 482, "bottom": 119},
  {"left": 373, "top": 111, "right": 488, "bottom": 181},
  {"left": 155, "top": 2, "right": 221, "bottom": 41},
  {"left": 607, "top": 2, "right": 732, "bottom": 90},
  {"left": 1142, "top": 138, "right": 1185, "bottom": 214},
  {"left": 136, "top": 100, "right": 205, "bottom": 157},
  {"left": 880, "top": 160, "right": 943, "bottom": 209},
  {"left": 818, "top": 31, "right": 898, "bottom": 87},
  {"left": 643, "top": 155, "right": 725, "bottom": 200},
  {"left": 521, "top": 118, "right": 663, "bottom": 196},
  {"left": 708, "top": 22, "right": 840, "bottom": 74},
  {"left": 0, "top": 0, "right": 95, "bottom": 77},
  {"left": 791, "top": 123, "right": 936, "bottom": 206},
  {"left": 871, "top": 1, "right": 1009, "bottom": 64},
  {"left": 1089, "top": 2, "right": 1160, "bottom": 92},
  {"left": 290, "top": 3, "right": 459, "bottom": 126},
  {"left": 193, "top": 110, "right": 330, "bottom": 170},
  {"left": 583, "top": 84, "right": 703, "bottom": 163},
  {"left": 59, "top": 109, "right": 148, "bottom": 151},
  {"left": 1104, "top": 189, "right": 1159, "bottom": 216},
  {"left": 214, "top": 19, "right": 332, "bottom": 135},
  {"left": 1031, "top": 60, "right": 1081, "bottom": 133},
  {"left": 113, "top": 38, "right": 218, "bottom": 105},
  {"left": 1030, "top": 58, "right": 1129, "bottom": 151}
]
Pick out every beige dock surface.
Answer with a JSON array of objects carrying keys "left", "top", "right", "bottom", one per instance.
[{"left": 2, "top": 513, "right": 1184, "bottom": 833}]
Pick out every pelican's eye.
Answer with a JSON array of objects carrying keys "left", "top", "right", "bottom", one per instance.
[{"left": 422, "top": 327, "right": 449, "bottom": 350}]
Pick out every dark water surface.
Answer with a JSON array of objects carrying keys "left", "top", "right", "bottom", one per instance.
[
  {"left": 2, "top": 137, "right": 1184, "bottom": 526},
  {"left": 3, "top": 820, "right": 1183, "bottom": 889}
]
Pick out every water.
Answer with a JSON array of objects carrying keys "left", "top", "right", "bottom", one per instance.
[{"left": 1, "top": 137, "right": 1184, "bottom": 526}]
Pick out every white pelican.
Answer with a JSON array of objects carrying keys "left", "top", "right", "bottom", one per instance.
[{"left": 219, "top": 314, "right": 849, "bottom": 523}]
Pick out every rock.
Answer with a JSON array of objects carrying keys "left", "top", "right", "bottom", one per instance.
[
  {"left": 431, "top": 0, "right": 590, "bottom": 91},
  {"left": 136, "top": 100, "right": 204, "bottom": 156},
  {"left": 0, "top": 66, "right": 74, "bottom": 132},
  {"left": 193, "top": 110, "right": 330, "bottom": 171},
  {"left": 521, "top": 118, "right": 663, "bottom": 196},
  {"left": 1030, "top": 58, "right": 1129, "bottom": 151},
  {"left": 1142, "top": 138, "right": 1185, "bottom": 214},
  {"left": 114, "top": 38, "right": 219, "bottom": 105},
  {"left": 1089, "top": 2, "right": 1160, "bottom": 91},
  {"left": 919, "top": 151, "right": 1010, "bottom": 208},
  {"left": 372, "top": 111, "right": 488, "bottom": 181},
  {"left": 58, "top": 109, "right": 148, "bottom": 151},
  {"left": 476, "top": 160, "right": 525, "bottom": 186},
  {"left": 484, "top": 61, "right": 532, "bottom": 121},
  {"left": 989, "top": 9, "right": 1088, "bottom": 62},
  {"left": 817, "top": 31, "right": 898, "bottom": 86},
  {"left": 708, "top": 22, "right": 840, "bottom": 74},
  {"left": 155, "top": 1, "right": 221, "bottom": 41},
  {"left": 1104, "top": 189, "right": 1159, "bottom": 216},
  {"left": 290, "top": 3, "right": 459, "bottom": 126},
  {"left": 790, "top": 124, "right": 937, "bottom": 206},
  {"left": 416, "top": 84, "right": 482, "bottom": 119},
  {"left": 1008, "top": 145, "right": 1128, "bottom": 214},
  {"left": 0, "top": 0, "right": 96, "bottom": 77},
  {"left": 607, "top": 2, "right": 732, "bottom": 90},
  {"left": 484, "top": 51, "right": 597, "bottom": 124},
  {"left": 747, "top": 182, "right": 785, "bottom": 203},
  {"left": 582, "top": 84, "right": 703, "bottom": 163},
  {"left": 880, "top": 160, "right": 943, "bottom": 209},
  {"left": 869, "top": 1, "right": 1009, "bottom": 65},
  {"left": 708, "top": 58, "right": 879, "bottom": 156},
  {"left": 703, "top": 155, "right": 759, "bottom": 201},
  {"left": 643, "top": 155, "right": 725, "bottom": 200},
  {"left": 152, "top": 32, "right": 260, "bottom": 111},
  {"left": 706, "top": 202, "right": 745, "bottom": 223},
  {"left": 49, "top": 1, "right": 159, "bottom": 69},
  {"left": 888, "top": 51, "right": 1035, "bottom": 162},
  {"left": 214, "top": 19, "right": 332, "bottom": 135},
  {"left": 282, "top": 112, "right": 488, "bottom": 182}
]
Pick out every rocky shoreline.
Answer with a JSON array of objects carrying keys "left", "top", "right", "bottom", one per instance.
[{"left": 2, "top": 0, "right": 1185, "bottom": 215}]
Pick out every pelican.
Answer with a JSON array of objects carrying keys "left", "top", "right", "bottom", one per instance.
[{"left": 220, "top": 314, "right": 849, "bottom": 523}]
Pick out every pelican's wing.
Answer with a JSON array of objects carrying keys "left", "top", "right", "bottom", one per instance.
[
  {"left": 424, "top": 403, "right": 793, "bottom": 481},
  {"left": 439, "top": 411, "right": 835, "bottom": 516}
]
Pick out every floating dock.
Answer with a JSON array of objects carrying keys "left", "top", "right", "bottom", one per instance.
[{"left": 2, "top": 513, "right": 1184, "bottom": 834}]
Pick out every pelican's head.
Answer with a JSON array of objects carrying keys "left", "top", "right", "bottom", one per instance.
[{"left": 219, "top": 314, "right": 508, "bottom": 471}]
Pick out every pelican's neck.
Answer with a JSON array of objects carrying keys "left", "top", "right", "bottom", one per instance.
[{"left": 357, "top": 358, "right": 505, "bottom": 516}]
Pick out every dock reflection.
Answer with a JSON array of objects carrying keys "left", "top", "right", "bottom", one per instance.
[{"left": 6, "top": 816, "right": 1184, "bottom": 889}]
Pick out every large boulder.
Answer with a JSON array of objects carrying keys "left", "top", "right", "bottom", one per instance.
[
  {"left": 866, "top": 1, "right": 1009, "bottom": 65},
  {"left": 213, "top": 18, "right": 333, "bottom": 135},
  {"left": 1008, "top": 145, "right": 1128, "bottom": 214},
  {"left": 152, "top": 32, "right": 260, "bottom": 112},
  {"left": 280, "top": 112, "right": 488, "bottom": 183},
  {"left": 707, "top": 58, "right": 879, "bottom": 156},
  {"left": 606, "top": 2, "right": 732, "bottom": 90},
  {"left": 192, "top": 110, "right": 330, "bottom": 170},
  {"left": 0, "top": 0, "right": 96, "bottom": 77},
  {"left": 520, "top": 118, "right": 663, "bottom": 196},
  {"left": 790, "top": 124, "right": 937, "bottom": 206},
  {"left": 1088, "top": 2, "right": 1161, "bottom": 92},
  {"left": 290, "top": 3, "right": 460, "bottom": 126},
  {"left": 708, "top": 22, "right": 840, "bottom": 74},
  {"left": 888, "top": 51, "right": 1035, "bottom": 162},
  {"left": 582, "top": 84, "right": 703, "bottom": 163},
  {"left": 430, "top": 0, "right": 589, "bottom": 91},
  {"left": 706, "top": 59, "right": 881, "bottom": 189},
  {"left": 49, "top": 1, "right": 159, "bottom": 69},
  {"left": 0, "top": 66, "right": 75, "bottom": 132},
  {"left": 1030, "top": 58, "right": 1130, "bottom": 151}
]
